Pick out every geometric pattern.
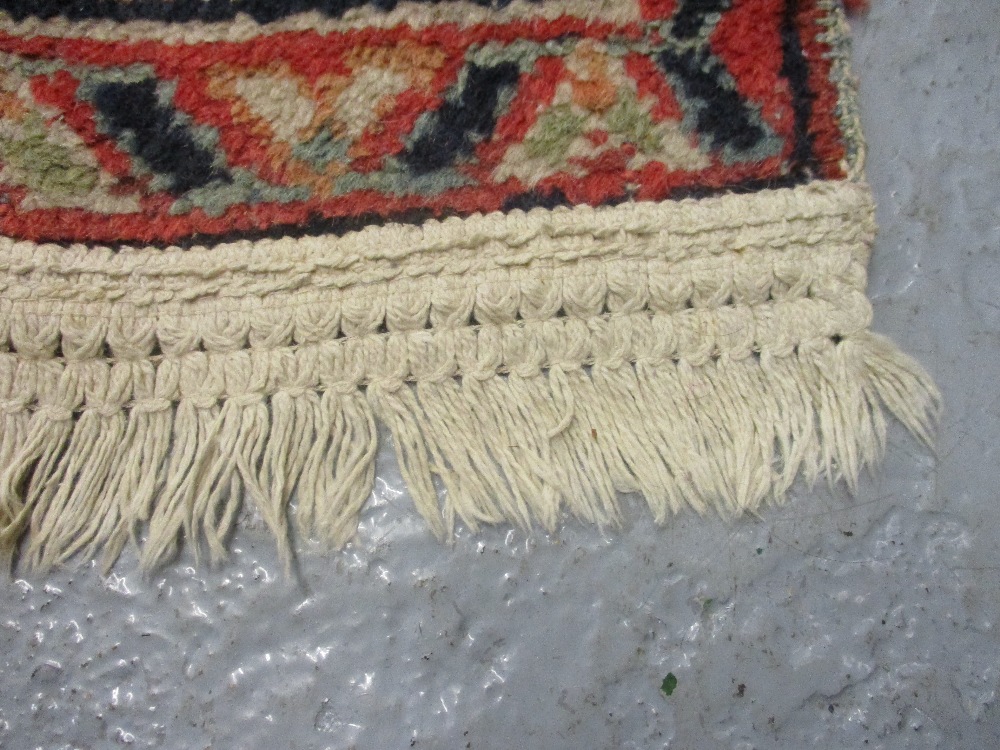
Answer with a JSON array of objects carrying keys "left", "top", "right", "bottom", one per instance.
[{"left": 0, "top": 0, "right": 849, "bottom": 245}]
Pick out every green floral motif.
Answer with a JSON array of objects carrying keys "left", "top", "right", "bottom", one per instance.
[
  {"left": 523, "top": 89, "right": 684, "bottom": 169},
  {"left": 605, "top": 92, "right": 663, "bottom": 154},
  {"left": 0, "top": 112, "right": 98, "bottom": 198},
  {"left": 524, "top": 104, "right": 587, "bottom": 164}
]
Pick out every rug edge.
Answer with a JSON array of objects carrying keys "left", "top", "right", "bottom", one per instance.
[{"left": 0, "top": 181, "right": 941, "bottom": 574}]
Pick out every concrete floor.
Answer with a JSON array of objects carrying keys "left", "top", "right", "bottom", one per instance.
[{"left": 2, "top": 2, "right": 998, "bottom": 748}]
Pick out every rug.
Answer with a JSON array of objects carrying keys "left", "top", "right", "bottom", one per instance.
[{"left": 0, "top": 0, "right": 938, "bottom": 572}]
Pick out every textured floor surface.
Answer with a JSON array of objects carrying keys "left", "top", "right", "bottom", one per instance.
[{"left": 1, "top": 2, "right": 998, "bottom": 748}]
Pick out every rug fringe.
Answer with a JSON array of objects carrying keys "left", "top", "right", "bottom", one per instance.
[
  {"left": 374, "top": 330, "right": 938, "bottom": 537},
  {"left": 0, "top": 330, "right": 938, "bottom": 573}
]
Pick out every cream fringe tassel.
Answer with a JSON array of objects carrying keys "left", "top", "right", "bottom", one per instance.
[
  {"left": 0, "top": 181, "right": 940, "bottom": 571},
  {"left": 0, "top": 330, "right": 938, "bottom": 573}
]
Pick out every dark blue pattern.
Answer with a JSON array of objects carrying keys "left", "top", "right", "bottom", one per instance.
[
  {"left": 91, "top": 79, "right": 229, "bottom": 194},
  {"left": 0, "top": 0, "right": 537, "bottom": 23}
]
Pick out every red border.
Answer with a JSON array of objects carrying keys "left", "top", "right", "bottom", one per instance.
[
  {"left": 795, "top": 2, "right": 848, "bottom": 178},
  {"left": 0, "top": 3, "right": 848, "bottom": 245}
]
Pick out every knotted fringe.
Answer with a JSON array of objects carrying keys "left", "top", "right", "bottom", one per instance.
[{"left": 0, "top": 330, "right": 937, "bottom": 573}]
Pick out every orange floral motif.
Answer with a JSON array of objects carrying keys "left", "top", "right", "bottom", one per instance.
[{"left": 565, "top": 40, "right": 620, "bottom": 112}]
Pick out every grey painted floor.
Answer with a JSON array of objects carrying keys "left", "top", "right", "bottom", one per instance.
[{"left": 2, "top": 2, "right": 998, "bottom": 748}]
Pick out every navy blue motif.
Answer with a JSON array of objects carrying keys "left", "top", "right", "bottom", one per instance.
[
  {"left": 0, "top": 0, "right": 539, "bottom": 23},
  {"left": 90, "top": 79, "right": 229, "bottom": 193}
]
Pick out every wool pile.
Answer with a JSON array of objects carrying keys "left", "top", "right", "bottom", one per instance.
[{"left": 0, "top": 0, "right": 938, "bottom": 571}]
